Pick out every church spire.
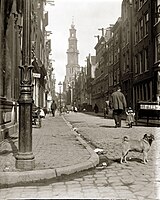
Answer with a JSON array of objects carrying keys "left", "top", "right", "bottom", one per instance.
[{"left": 71, "top": 16, "right": 75, "bottom": 28}]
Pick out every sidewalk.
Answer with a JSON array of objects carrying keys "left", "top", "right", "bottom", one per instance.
[{"left": 0, "top": 114, "right": 99, "bottom": 188}]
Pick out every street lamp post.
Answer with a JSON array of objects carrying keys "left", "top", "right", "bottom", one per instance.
[
  {"left": 15, "top": 0, "right": 35, "bottom": 169},
  {"left": 58, "top": 81, "right": 62, "bottom": 115}
]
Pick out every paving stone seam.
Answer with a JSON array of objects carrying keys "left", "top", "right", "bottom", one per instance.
[{"left": 62, "top": 115, "right": 99, "bottom": 167}]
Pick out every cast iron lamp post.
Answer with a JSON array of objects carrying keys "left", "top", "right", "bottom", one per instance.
[
  {"left": 58, "top": 81, "right": 62, "bottom": 115},
  {"left": 15, "top": 0, "right": 35, "bottom": 169}
]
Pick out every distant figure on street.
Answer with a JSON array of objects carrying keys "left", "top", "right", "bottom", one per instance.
[
  {"left": 110, "top": 86, "right": 127, "bottom": 127},
  {"left": 43, "top": 107, "right": 47, "bottom": 116},
  {"left": 74, "top": 106, "right": 78, "bottom": 112},
  {"left": 94, "top": 103, "right": 99, "bottom": 113},
  {"left": 126, "top": 107, "right": 135, "bottom": 128},
  {"left": 39, "top": 108, "right": 45, "bottom": 118},
  {"left": 51, "top": 100, "right": 57, "bottom": 117},
  {"left": 104, "top": 100, "right": 109, "bottom": 118}
]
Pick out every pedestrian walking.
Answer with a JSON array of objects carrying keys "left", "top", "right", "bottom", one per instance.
[
  {"left": 51, "top": 100, "right": 57, "bottom": 117},
  {"left": 74, "top": 106, "right": 78, "bottom": 112},
  {"left": 126, "top": 107, "right": 135, "bottom": 128},
  {"left": 94, "top": 103, "right": 99, "bottom": 113},
  {"left": 110, "top": 86, "right": 127, "bottom": 127},
  {"left": 104, "top": 100, "right": 109, "bottom": 118}
]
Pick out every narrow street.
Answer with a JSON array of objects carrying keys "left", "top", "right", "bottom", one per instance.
[
  {"left": 0, "top": 112, "right": 159, "bottom": 199},
  {"left": 1, "top": 1, "right": 160, "bottom": 200}
]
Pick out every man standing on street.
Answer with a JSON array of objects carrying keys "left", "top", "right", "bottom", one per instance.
[
  {"left": 110, "top": 86, "right": 127, "bottom": 127},
  {"left": 51, "top": 100, "right": 57, "bottom": 117}
]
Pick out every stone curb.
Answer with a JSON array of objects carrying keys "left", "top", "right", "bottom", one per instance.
[{"left": 0, "top": 116, "right": 99, "bottom": 188}]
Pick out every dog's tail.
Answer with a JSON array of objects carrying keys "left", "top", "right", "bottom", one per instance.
[{"left": 123, "top": 136, "right": 129, "bottom": 142}]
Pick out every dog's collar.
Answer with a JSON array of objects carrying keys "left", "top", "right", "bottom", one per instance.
[{"left": 142, "top": 138, "right": 149, "bottom": 144}]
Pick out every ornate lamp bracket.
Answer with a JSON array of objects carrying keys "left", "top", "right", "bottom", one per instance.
[{"left": 19, "top": 65, "right": 33, "bottom": 86}]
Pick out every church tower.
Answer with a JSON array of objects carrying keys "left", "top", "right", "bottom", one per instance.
[{"left": 66, "top": 21, "right": 80, "bottom": 90}]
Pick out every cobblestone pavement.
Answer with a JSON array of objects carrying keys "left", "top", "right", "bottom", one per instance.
[
  {"left": 64, "top": 112, "right": 160, "bottom": 199},
  {"left": 0, "top": 112, "right": 160, "bottom": 199}
]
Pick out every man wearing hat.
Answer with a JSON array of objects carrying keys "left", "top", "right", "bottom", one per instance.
[{"left": 110, "top": 86, "right": 127, "bottom": 127}]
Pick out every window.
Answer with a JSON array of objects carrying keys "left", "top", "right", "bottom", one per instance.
[
  {"left": 155, "top": 35, "right": 160, "bottom": 62},
  {"left": 126, "top": 51, "right": 129, "bottom": 67},
  {"left": 117, "top": 68, "right": 120, "bottom": 84},
  {"left": 139, "top": 52, "right": 143, "bottom": 74},
  {"left": 135, "top": 23, "right": 138, "bottom": 44},
  {"left": 144, "top": 13, "right": 149, "bottom": 36},
  {"left": 155, "top": 0, "right": 160, "bottom": 24},
  {"left": 114, "top": 70, "right": 117, "bottom": 85},
  {"left": 143, "top": 84, "right": 147, "bottom": 100},
  {"left": 111, "top": 71, "right": 113, "bottom": 86},
  {"left": 123, "top": 54, "right": 125, "bottom": 72},
  {"left": 109, "top": 71, "right": 113, "bottom": 86},
  {"left": 144, "top": 48, "right": 148, "bottom": 71},
  {"left": 114, "top": 49, "right": 118, "bottom": 63},
  {"left": 127, "top": 29, "right": 129, "bottom": 44},
  {"left": 134, "top": 0, "right": 138, "bottom": 12},
  {"left": 40, "top": 42, "right": 42, "bottom": 61},
  {"left": 109, "top": 73, "right": 111, "bottom": 86},
  {"left": 139, "top": 18, "right": 143, "bottom": 40},
  {"left": 135, "top": 55, "right": 138, "bottom": 74},
  {"left": 139, "top": 0, "right": 143, "bottom": 9},
  {"left": 122, "top": 27, "right": 125, "bottom": 47}
]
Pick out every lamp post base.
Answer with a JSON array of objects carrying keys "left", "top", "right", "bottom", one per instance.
[{"left": 16, "top": 152, "right": 35, "bottom": 170}]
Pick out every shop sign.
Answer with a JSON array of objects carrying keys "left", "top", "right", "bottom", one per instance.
[
  {"left": 33, "top": 73, "right": 41, "bottom": 78},
  {"left": 140, "top": 104, "right": 160, "bottom": 110}
]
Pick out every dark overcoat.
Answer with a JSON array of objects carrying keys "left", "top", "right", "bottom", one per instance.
[{"left": 111, "top": 91, "right": 127, "bottom": 110}]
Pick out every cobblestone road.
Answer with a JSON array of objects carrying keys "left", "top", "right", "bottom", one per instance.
[
  {"left": 64, "top": 112, "right": 160, "bottom": 199},
  {"left": 0, "top": 112, "right": 160, "bottom": 200}
]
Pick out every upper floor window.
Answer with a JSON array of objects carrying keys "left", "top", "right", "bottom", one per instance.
[
  {"left": 122, "top": 27, "right": 126, "bottom": 47},
  {"left": 139, "top": 0, "right": 143, "bottom": 9},
  {"left": 117, "top": 68, "right": 120, "bottom": 84},
  {"left": 155, "top": 0, "right": 160, "bottom": 24},
  {"left": 114, "top": 70, "right": 117, "bottom": 85},
  {"left": 155, "top": 34, "right": 160, "bottom": 62},
  {"left": 144, "top": 12, "right": 149, "bottom": 36},
  {"left": 139, "top": 52, "right": 143, "bottom": 74},
  {"left": 134, "top": 55, "right": 138, "bottom": 74},
  {"left": 135, "top": 23, "right": 138, "bottom": 44},
  {"left": 134, "top": 0, "right": 138, "bottom": 12},
  {"left": 139, "top": 18, "right": 143, "bottom": 40},
  {"left": 123, "top": 54, "right": 125, "bottom": 72},
  {"left": 138, "top": 0, "right": 147, "bottom": 9},
  {"left": 127, "top": 29, "right": 129, "bottom": 44},
  {"left": 144, "top": 48, "right": 148, "bottom": 71}
]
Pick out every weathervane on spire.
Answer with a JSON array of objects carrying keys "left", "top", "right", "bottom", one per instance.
[{"left": 71, "top": 16, "right": 75, "bottom": 28}]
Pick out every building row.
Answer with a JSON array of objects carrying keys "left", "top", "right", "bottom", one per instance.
[
  {"left": 0, "top": 0, "right": 55, "bottom": 141},
  {"left": 67, "top": 0, "right": 160, "bottom": 112}
]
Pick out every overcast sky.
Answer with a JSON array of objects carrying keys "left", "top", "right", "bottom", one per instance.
[{"left": 45, "top": 0, "right": 123, "bottom": 92}]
